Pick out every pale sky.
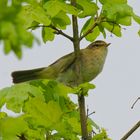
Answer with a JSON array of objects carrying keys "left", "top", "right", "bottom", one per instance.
[{"left": 0, "top": 1, "right": 140, "bottom": 140}]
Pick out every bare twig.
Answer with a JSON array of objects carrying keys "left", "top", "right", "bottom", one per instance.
[
  {"left": 131, "top": 97, "right": 140, "bottom": 109},
  {"left": 120, "top": 121, "right": 140, "bottom": 140},
  {"left": 87, "top": 107, "right": 89, "bottom": 117},
  {"left": 86, "top": 107, "right": 95, "bottom": 117},
  {"left": 27, "top": 25, "right": 73, "bottom": 41},
  {"left": 87, "top": 111, "right": 96, "bottom": 117}
]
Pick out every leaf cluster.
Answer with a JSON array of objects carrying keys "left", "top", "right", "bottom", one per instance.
[
  {"left": 0, "top": 0, "right": 35, "bottom": 58},
  {"left": 1, "top": 0, "right": 140, "bottom": 58},
  {"left": 81, "top": 0, "right": 140, "bottom": 41},
  {"left": 0, "top": 79, "right": 108, "bottom": 140}
]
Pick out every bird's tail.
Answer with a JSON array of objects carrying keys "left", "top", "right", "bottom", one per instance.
[{"left": 11, "top": 67, "right": 44, "bottom": 83}]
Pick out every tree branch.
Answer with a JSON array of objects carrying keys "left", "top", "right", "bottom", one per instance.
[
  {"left": 120, "top": 121, "right": 140, "bottom": 140},
  {"left": 27, "top": 25, "right": 73, "bottom": 41},
  {"left": 71, "top": 0, "right": 89, "bottom": 139},
  {"left": 78, "top": 94, "right": 89, "bottom": 140},
  {"left": 71, "top": 0, "right": 80, "bottom": 56}
]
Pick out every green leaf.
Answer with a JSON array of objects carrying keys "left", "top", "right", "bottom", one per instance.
[
  {"left": 47, "top": 101, "right": 63, "bottom": 123},
  {"left": 43, "top": 0, "right": 62, "bottom": 17},
  {"left": 0, "top": 112, "right": 7, "bottom": 119},
  {"left": 77, "top": 0, "right": 98, "bottom": 18},
  {"left": 61, "top": 3, "right": 79, "bottom": 16},
  {"left": 101, "top": 22, "right": 122, "bottom": 37},
  {"left": 3, "top": 39, "right": 12, "bottom": 54},
  {"left": 0, "top": 22, "right": 18, "bottom": 45},
  {"left": 88, "top": 118, "right": 100, "bottom": 131},
  {"left": 117, "top": 16, "right": 132, "bottom": 26},
  {"left": 0, "top": 117, "right": 27, "bottom": 140},
  {"left": 81, "top": 18, "right": 94, "bottom": 35},
  {"left": 73, "top": 82, "right": 95, "bottom": 96},
  {"left": 0, "top": 83, "right": 44, "bottom": 113},
  {"left": 16, "top": 25, "right": 34, "bottom": 47},
  {"left": 25, "top": 127, "right": 46, "bottom": 140},
  {"left": 0, "top": 87, "right": 8, "bottom": 108},
  {"left": 86, "top": 26, "right": 100, "bottom": 41},
  {"left": 102, "top": 3, "right": 133, "bottom": 21},
  {"left": 67, "top": 117, "right": 81, "bottom": 134},
  {"left": 138, "top": 30, "right": 140, "bottom": 36},
  {"left": 0, "top": 3, "right": 35, "bottom": 58},
  {"left": 24, "top": 4, "right": 51, "bottom": 26},
  {"left": 99, "top": 0, "right": 127, "bottom": 5},
  {"left": 81, "top": 17, "right": 100, "bottom": 41},
  {"left": 43, "top": 0, "right": 79, "bottom": 17},
  {"left": 133, "top": 13, "right": 140, "bottom": 24},
  {"left": 92, "top": 128, "right": 111, "bottom": 140},
  {"left": 42, "top": 27, "right": 55, "bottom": 43},
  {"left": 24, "top": 98, "right": 63, "bottom": 128},
  {"left": 52, "top": 11, "right": 71, "bottom": 29},
  {"left": 53, "top": 111, "right": 81, "bottom": 139},
  {"left": 30, "top": 80, "right": 72, "bottom": 99},
  {"left": 98, "top": 24, "right": 106, "bottom": 38}
]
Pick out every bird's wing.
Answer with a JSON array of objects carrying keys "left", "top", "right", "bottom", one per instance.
[
  {"left": 45, "top": 52, "right": 76, "bottom": 75},
  {"left": 12, "top": 52, "right": 76, "bottom": 83}
]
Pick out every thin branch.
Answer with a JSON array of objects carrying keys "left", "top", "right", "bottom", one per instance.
[
  {"left": 80, "top": 22, "right": 98, "bottom": 41},
  {"left": 86, "top": 106, "right": 95, "bottom": 117},
  {"left": 87, "top": 111, "right": 96, "bottom": 117},
  {"left": 50, "top": 25, "right": 73, "bottom": 41},
  {"left": 80, "top": 11, "right": 104, "bottom": 41},
  {"left": 120, "top": 121, "right": 140, "bottom": 140},
  {"left": 131, "top": 97, "right": 140, "bottom": 109},
  {"left": 27, "top": 25, "right": 73, "bottom": 41}
]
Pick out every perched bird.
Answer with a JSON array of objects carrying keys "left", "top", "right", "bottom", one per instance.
[{"left": 12, "top": 40, "right": 110, "bottom": 86}]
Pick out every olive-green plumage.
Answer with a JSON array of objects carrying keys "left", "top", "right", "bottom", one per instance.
[{"left": 12, "top": 40, "right": 110, "bottom": 86}]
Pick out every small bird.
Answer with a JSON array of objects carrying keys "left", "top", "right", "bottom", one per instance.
[{"left": 12, "top": 40, "right": 110, "bottom": 86}]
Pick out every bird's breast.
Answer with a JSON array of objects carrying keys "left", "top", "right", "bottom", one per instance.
[{"left": 81, "top": 47, "right": 108, "bottom": 82}]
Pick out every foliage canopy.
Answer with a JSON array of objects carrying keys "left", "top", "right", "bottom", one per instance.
[{"left": 0, "top": 0, "right": 140, "bottom": 58}]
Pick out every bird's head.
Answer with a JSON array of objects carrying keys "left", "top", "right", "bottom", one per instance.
[{"left": 87, "top": 40, "right": 111, "bottom": 49}]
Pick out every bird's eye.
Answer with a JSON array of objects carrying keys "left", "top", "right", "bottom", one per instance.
[{"left": 95, "top": 44, "right": 100, "bottom": 47}]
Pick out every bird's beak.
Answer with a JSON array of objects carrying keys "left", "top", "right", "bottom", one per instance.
[{"left": 106, "top": 43, "right": 111, "bottom": 47}]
